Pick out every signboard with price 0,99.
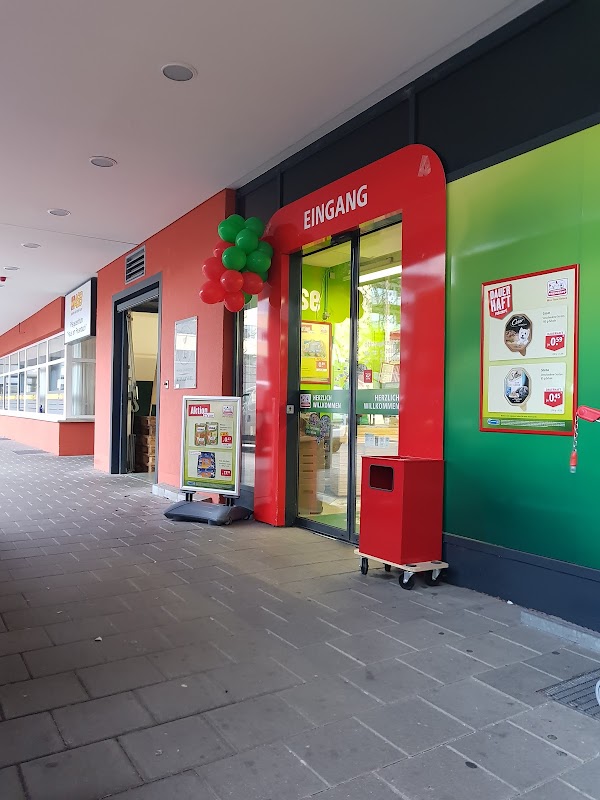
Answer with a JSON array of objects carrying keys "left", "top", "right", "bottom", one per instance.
[{"left": 180, "top": 396, "right": 242, "bottom": 496}]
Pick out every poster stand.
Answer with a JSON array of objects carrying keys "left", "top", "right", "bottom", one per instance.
[{"left": 163, "top": 395, "right": 252, "bottom": 525}]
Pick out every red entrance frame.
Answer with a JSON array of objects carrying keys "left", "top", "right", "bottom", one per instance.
[{"left": 253, "top": 144, "right": 447, "bottom": 526}]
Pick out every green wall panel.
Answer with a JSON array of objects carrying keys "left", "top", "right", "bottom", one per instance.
[{"left": 445, "top": 125, "right": 600, "bottom": 570}]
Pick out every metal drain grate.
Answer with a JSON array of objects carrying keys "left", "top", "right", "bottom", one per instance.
[
  {"left": 543, "top": 668, "right": 600, "bottom": 720},
  {"left": 13, "top": 449, "right": 45, "bottom": 455}
]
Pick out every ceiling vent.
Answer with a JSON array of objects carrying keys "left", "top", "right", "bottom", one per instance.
[{"left": 125, "top": 246, "right": 146, "bottom": 284}]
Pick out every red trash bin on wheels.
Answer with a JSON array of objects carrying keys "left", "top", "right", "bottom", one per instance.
[{"left": 356, "top": 455, "right": 446, "bottom": 589}]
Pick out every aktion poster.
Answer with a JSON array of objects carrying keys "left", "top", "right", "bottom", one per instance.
[
  {"left": 181, "top": 396, "right": 241, "bottom": 494},
  {"left": 481, "top": 265, "right": 578, "bottom": 434}
]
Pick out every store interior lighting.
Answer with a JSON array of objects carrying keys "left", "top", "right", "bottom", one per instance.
[{"left": 359, "top": 264, "right": 402, "bottom": 283}]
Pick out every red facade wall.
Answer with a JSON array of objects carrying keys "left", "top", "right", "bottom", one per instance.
[
  {"left": 94, "top": 190, "right": 235, "bottom": 487},
  {"left": 0, "top": 298, "right": 64, "bottom": 357},
  {"left": 0, "top": 418, "right": 94, "bottom": 456}
]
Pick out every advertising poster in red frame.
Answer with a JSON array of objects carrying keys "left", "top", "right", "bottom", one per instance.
[{"left": 480, "top": 264, "right": 579, "bottom": 434}]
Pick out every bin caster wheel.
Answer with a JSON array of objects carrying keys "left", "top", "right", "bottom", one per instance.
[
  {"left": 424, "top": 570, "right": 443, "bottom": 587},
  {"left": 399, "top": 572, "right": 415, "bottom": 590},
  {"left": 360, "top": 557, "right": 369, "bottom": 575},
  {"left": 384, "top": 564, "right": 391, "bottom": 572}
]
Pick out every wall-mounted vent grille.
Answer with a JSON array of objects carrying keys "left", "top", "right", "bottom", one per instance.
[{"left": 125, "top": 246, "right": 146, "bottom": 284}]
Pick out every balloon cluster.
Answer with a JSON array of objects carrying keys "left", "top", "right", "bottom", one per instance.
[{"left": 199, "top": 215, "right": 273, "bottom": 313}]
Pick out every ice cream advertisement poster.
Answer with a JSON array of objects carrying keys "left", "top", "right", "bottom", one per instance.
[
  {"left": 480, "top": 265, "right": 578, "bottom": 434},
  {"left": 180, "top": 396, "right": 241, "bottom": 494}
]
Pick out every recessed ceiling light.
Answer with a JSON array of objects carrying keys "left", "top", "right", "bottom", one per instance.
[
  {"left": 90, "top": 156, "right": 117, "bottom": 168},
  {"left": 22, "top": 242, "right": 41, "bottom": 249},
  {"left": 48, "top": 208, "right": 70, "bottom": 217},
  {"left": 162, "top": 63, "right": 197, "bottom": 82},
  {"left": 4, "top": 266, "right": 19, "bottom": 271}
]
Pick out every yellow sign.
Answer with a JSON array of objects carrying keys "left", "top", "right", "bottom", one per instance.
[{"left": 301, "top": 321, "right": 331, "bottom": 386}]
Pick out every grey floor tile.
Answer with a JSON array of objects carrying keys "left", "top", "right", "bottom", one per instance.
[
  {"left": 78, "top": 655, "right": 164, "bottom": 697},
  {"left": 305, "top": 588, "right": 383, "bottom": 612},
  {"left": 464, "top": 600, "right": 524, "bottom": 625},
  {"left": 525, "top": 648, "right": 600, "bottom": 680},
  {"left": 422, "top": 676, "right": 529, "bottom": 728},
  {"left": 450, "top": 632, "right": 539, "bottom": 668},
  {"left": 0, "top": 712, "right": 64, "bottom": 768},
  {"left": 510, "top": 702, "right": 600, "bottom": 760},
  {"left": 305, "top": 773, "right": 401, "bottom": 800},
  {"left": 477, "top": 662, "right": 566, "bottom": 706},
  {"left": 0, "top": 766, "right": 25, "bottom": 799},
  {"left": 378, "top": 745, "right": 515, "bottom": 800},
  {"left": 0, "top": 672, "right": 87, "bottom": 718},
  {"left": 109, "top": 772, "right": 215, "bottom": 799},
  {"left": 327, "top": 630, "right": 415, "bottom": 665},
  {"left": 343, "top": 657, "right": 442, "bottom": 702},
  {"left": 379, "top": 618, "right": 464, "bottom": 650},
  {"left": 493, "top": 626, "right": 569, "bottom": 654},
  {"left": 198, "top": 741, "right": 327, "bottom": 800},
  {"left": 279, "top": 675, "right": 379, "bottom": 725},
  {"left": 207, "top": 693, "right": 313, "bottom": 750},
  {"left": 23, "top": 640, "right": 106, "bottom": 678},
  {"left": 21, "top": 739, "right": 141, "bottom": 800},
  {"left": 453, "top": 721, "right": 579, "bottom": 792},
  {"left": 0, "top": 628, "right": 52, "bottom": 657},
  {"left": 357, "top": 696, "right": 472, "bottom": 754},
  {"left": 313, "top": 607, "right": 389, "bottom": 636},
  {"left": 45, "top": 615, "right": 119, "bottom": 645},
  {"left": 432, "top": 610, "right": 507, "bottom": 637},
  {"left": 53, "top": 691, "right": 154, "bottom": 746},
  {"left": 287, "top": 716, "right": 404, "bottom": 785},
  {"left": 272, "top": 642, "right": 359, "bottom": 681},
  {"left": 209, "top": 630, "right": 296, "bottom": 663},
  {"left": 135, "top": 672, "right": 231, "bottom": 722},
  {"left": 119, "top": 715, "right": 234, "bottom": 780},
  {"left": 560, "top": 757, "right": 600, "bottom": 799},
  {"left": 148, "top": 642, "right": 232, "bottom": 679},
  {"left": 0, "top": 654, "right": 29, "bottom": 685},
  {"left": 398, "top": 644, "right": 490, "bottom": 684},
  {"left": 206, "top": 657, "right": 303, "bottom": 702},
  {"left": 522, "top": 778, "right": 595, "bottom": 799}
]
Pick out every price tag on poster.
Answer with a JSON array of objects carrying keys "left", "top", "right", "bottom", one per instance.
[
  {"left": 180, "top": 396, "right": 241, "bottom": 495},
  {"left": 480, "top": 265, "right": 579, "bottom": 434}
]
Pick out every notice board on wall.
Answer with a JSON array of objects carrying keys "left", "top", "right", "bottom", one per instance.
[
  {"left": 180, "top": 396, "right": 241, "bottom": 495},
  {"left": 480, "top": 264, "right": 579, "bottom": 434}
]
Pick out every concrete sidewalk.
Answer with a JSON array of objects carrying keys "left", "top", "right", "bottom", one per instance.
[{"left": 0, "top": 439, "right": 598, "bottom": 800}]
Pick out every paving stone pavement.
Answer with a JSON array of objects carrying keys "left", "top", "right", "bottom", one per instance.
[{"left": 0, "top": 439, "right": 599, "bottom": 799}]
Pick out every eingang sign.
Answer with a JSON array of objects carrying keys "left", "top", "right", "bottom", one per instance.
[{"left": 64, "top": 278, "right": 97, "bottom": 344}]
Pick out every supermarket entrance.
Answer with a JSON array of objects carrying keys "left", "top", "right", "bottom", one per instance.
[
  {"left": 288, "top": 220, "right": 402, "bottom": 542},
  {"left": 110, "top": 278, "right": 161, "bottom": 480}
]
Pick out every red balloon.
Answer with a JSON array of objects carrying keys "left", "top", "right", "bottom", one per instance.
[
  {"left": 224, "top": 291, "right": 245, "bottom": 313},
  {"left": 199, "top": 280, "right": 225, "bottom": 305},
  {"left": 202, "top": 257, "right": 225, "bottom": 282},
  {"left": 220, "top": 270, "right": 244, "bottom": 293},
  {"left": 213, "top": 241, "right": 229, "bottom": 259},
  {"left": 242, "top": 271, "right": 264, "bottom": 295}
]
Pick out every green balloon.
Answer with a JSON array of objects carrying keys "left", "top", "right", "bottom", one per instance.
[
  {"left": 245, "top": 217, "right": 265, "bottom": 237},
  {"left": 222, "top": 246, "right": 247, "bottom": 271},
  {"left": 257, "top": 240, "right": 273, "bottom": 258},
  {"left": 227, "top": 214, "right": 246, "bottom": 234},
  {"left": 235, "top": 228, "right": 259, "bottom": 254},
  {"left": 246, "top": 250, "right": 270, "bottom": 273},
  {"left": 218, "top": 220, "right": 238, "bottom": 244},
  {"left": 243, "top": 292, "right": 252, "bottom": 304}
]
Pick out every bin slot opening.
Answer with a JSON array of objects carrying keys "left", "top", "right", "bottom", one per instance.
[{"left": 369, "top": 464, "right": 394, "bottom": 491}]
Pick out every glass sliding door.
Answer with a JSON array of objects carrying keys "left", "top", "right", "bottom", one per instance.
[
  {"left": 292, "top": 221, "right": 402, "bottom": 542},
  {"left": 355, "top": 224, "right": 402, "bottom": 532},
  {"left": 297, "top": 239, "right": 352, "bottom": 535}
]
